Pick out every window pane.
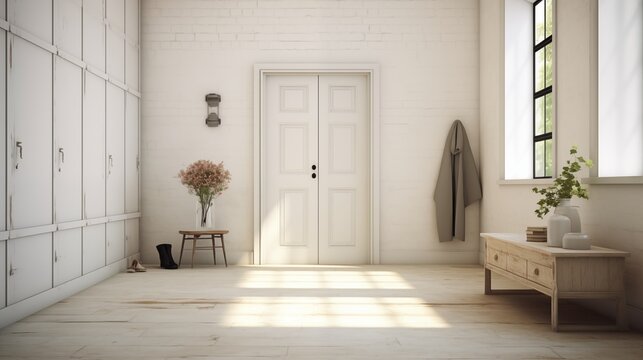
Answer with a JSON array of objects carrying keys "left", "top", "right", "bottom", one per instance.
[
  {"left": 535, "top": 1, "right": 545, "bottom": 44},
  {"left": 545, "top": 0, "right": 553, "bottom": 38},
  {"left": 545, "top": 44, "right": 553, "bottom": 88},
  {"left": 535, "top": 140, "right": 545, "bottom": 177},
  {"left": 535, "top": 96, "right": 545, "bottom": 135},
  {"left": 545, "top": 92, "right": 553, "bottom": 133},
  {"left": 545, "top": 139, "right": 553, "bottom": 177},
  {"left": 535, "top": 47, "right": 545, "bottom": 92}
]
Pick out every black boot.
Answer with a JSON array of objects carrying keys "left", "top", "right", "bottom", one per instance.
[
  {"left": 156, "top": 244, "right": 178, "bottom": 269},
  {"left": 163, "top": 244, "right": 179, "bottom": 268}
]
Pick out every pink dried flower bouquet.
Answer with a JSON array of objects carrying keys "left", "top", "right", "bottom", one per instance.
[{"left": 179, "top": 160, "right": 231, "bottom": 227}]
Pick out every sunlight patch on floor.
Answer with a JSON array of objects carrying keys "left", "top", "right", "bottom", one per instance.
[{"left": 238, "top": 269, "right": 414, "bottom": 290}]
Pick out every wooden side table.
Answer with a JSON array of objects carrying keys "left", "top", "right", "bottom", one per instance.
[{"left": 178, "top": 230, "right": 229, "bottom": 268}]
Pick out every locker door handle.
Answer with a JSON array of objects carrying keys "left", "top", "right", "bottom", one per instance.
[
  {"left": 108, "top": 155, "right": 113, "bottom": 175},
  {"left": 15, "top": 141, "right": 23, "bottom": 169},
  {"left": 54, "top": 251, "right": 58, "bottom": 263},
  {"left": 58, "top": 148, "right": 65, "bottom": 172},
  {"left": 9, "top": 264, "right": 16, "bottom": 276},
  {"left": 136, "top": 155, "right": 140, "bottom": 170}
]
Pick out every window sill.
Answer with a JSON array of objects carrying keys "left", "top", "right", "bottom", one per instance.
[
  {"left": 498, "top": 179, "right": 555, "bottom": 186},
  {"left": 582, "top": 176, "right": 643, "bottom": 185}
]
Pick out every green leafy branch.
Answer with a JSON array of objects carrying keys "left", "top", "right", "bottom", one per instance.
[{"left": 532, "top": 146, "right": 593, "bottom": 219}]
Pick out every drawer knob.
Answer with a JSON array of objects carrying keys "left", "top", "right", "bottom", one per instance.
[
  {"left": 534, "top": 268, "right": 540, "bottom": 276},
  {"left": 494, "top": 254, "right": 498, "bottom": 261}
]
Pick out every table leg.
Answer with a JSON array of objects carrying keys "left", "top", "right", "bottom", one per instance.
[
  {"left": 220, "top": 234, "right": 227, "bottom": 267},
  {"left": 212, "top": 235, "right": 217, "bottom": 265},
  {"left": 191, "top": 238, "right": 196, "bottom": 268},
  {"left": 178, "top": 234, "right": 186, "bottom": 268},
  {"left": 551, "top": 292, "right": 559, "bottom": 331},
  {"left": 484, "top": 268, "right": 491, "bottom": 295}
]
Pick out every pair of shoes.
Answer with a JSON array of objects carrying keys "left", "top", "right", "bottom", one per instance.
[
  {"left": 129, "top": 259, "right": 147, "bottom": 272},
  {"left": 156, "top": 244, "right": 179, "bottom": 269}
]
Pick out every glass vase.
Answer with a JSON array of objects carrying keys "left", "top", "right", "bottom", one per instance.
[{"left": 195, "top": 201, "right": 214, "bottom": 229}]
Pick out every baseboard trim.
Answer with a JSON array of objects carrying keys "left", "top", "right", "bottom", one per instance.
[
  {"left": 380, "top": 250, "right": 481, "bottom": 264},
  {"left": 0, "top": 258, "right": 126, "bottom": 329}
]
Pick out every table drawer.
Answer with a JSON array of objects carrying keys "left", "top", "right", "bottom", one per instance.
[
  {"left": 487, "top": 247, "right": 506, "bottom": 269},
  {"left": 506, "top": 254, "right": 527, "bottom": 278},
  {"left": 528, "top": 261, "right": 553, "bottom": 288}
]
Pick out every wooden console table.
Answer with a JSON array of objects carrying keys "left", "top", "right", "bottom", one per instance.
[{"left": 481, "top": 233, "right": 629, "bottom": 331}]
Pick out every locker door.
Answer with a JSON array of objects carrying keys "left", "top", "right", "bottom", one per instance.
[
  {"left": 125, "top": 0, "right": 139, "bottom": 44},
  {"left": 8, "top": 0, "right": 52, "bottom": 44},
  {"left": 0, "top": 241, "right": 5, "bottom": 309},
  {"left": 0, "top": 0, "right": 6, "bottom": 20},
  {"left": 125, "top": 93, "right": 139, "bottom": 213},
  {"left": 83, "top": 224, "right": 105, "bottom": 274},
  {"left": 106, "top": 84, "right": 125, "bottom": 216},
  {"left": 106, "top": 221, "right": 124, "bottom": 264},
  {"left": 8, "top": 36, "right": 53, "bottom": 229},
  {"left": 125, "top": 218, "right": 139, "bottom": 256},
  {"left": 54, "top": 57, "right": 83, "bottom": 223},
  {"left": 107, "top": 29, "right": 125, "bottom": 83},
  {"left": 82, "top": 0, "right": 105, "bottom": 72},
  {"left": 83, "top": 72, "right": 106, "bottom": 219},
  {"left": 0, "top": 31, "right": 5, "bottom": 231},
  {"left": 54, "top": 228, "right": 82, "bottom": 286},
  {"left": 106, "top": 0, "right": 124, "bottom": 33},
  {"left": 54, "top": 0, "right": 82, "bottom": 59},
  {"left": 125, "top": 42, "right": 139, "bottom": 91},
  {"left": 7, "top": 234, "right": 53, "bottom": 305}
]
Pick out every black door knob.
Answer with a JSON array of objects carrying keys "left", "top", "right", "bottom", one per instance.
[
  {"left": 312, "top": 173, "right": 317, "bottom": 179},
  {"left": 312, "top": 165, "right": 317, "bottom": 170}
]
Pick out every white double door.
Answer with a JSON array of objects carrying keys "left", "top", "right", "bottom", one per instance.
[{"left": 262, "top": 74, "right": 370, "bottom": 265}]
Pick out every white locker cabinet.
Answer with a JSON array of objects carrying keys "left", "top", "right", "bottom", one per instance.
[
  {"left": 107, "top": 29, "right": 125, "bottom": 84},
  {"left": 82, "top": 0, "right": 105, "bottom": 72},
  {"left": 125, "top": 93, "right": 139, "bottom": 213},
  {"left": 106, "top": 0, "right": 125, "bottom": 33},
  {"left": 125, "top": 0, "right": 139, "bottom": 44},
  {"left": 0, "top": 241, "right": 5, "bottom": 309},
  {"left": 7, "top": 234, "right": 53, "bottom": 305},
  {"left": 54, "top": 228, "right": 82, "bottom": 286},
  {"left": 125, "top": 218, "right": 139, "bottom": 256},
  {"left": 54, "top": 0, "right": 82, "bottom": 60},
  {"left": 125, "top": 42, "right": 139, "bottom": 91},
  {"left": 8, "top": 36, "right": 53, "bottom": 230},
  {"left": 83, "top": 72, "right": 106, "bottom": 219},
  {"left": 83, "top": 224, "right": 105, "bottom": 274},
  {"left": 106, "top": 221, "right": 125, "bottom": 265},
  {"left": 0, "top": 31, "right": 5, "bottom": 231},
  {"left": 54, "top": 57, "right": 83, "bottom": 223},
  {"left": 8, "top": 0, "right": 53, "bottom": 44},
  {"left": 106, "top": 84, "right": 125, "bottom": 216}
]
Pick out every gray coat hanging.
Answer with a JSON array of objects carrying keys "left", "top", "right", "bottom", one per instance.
[{"left": 433, "top": 120, "right": 482, "bottom": 242}]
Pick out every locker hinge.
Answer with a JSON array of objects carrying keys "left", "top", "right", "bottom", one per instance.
[
  {"left": 54, "top": 251, "right": 58, "bottom": 263},
  {"left": 136, "top": 155, "right": 140, "bottom": 170}
]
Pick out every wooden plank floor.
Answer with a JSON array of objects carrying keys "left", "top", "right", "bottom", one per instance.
[{"left": 0, "top": 265, "right": 642, "bottom": 359}]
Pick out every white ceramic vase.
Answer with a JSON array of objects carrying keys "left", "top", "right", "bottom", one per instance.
[
  {"left": 196, "top": 201, "right": 214, "bottom": 229},
  {"left": 547, "top": 213, "right": 571, "bottom": 247},
  {"left": 554, "top": 198, "right": 581, "bottom": 232}
]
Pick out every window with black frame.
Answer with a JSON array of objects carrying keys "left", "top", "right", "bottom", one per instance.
[{"left": 533, "top": 0, "right": 554, "bottom": 178}]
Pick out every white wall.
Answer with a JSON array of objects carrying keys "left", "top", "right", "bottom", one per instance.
[
  {"left": 481, "top": 0, "right": 643, "bottom": 330},
  {"left": 141, "top": 0, "right": 481, "bottom": 265}
]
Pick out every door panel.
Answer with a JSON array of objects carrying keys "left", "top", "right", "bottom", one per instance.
[
  {"left": 125, "top": 93, "right": 139, "bottom": 213},
  {"left": 83, "top": 72, "right": 106, "bottom": 219},
  {"left": 125, "top": 218, "right": 139, "bottom": 256},
  {"left": 106, "top": 221, "right": 124, "bottom": 264},
  {"left": 106, "top": 83, "right": 125, "bottom": 216},
  {"left": 125, "top": 0, "right": 139, "bottom": 44},
  {"left": 9, "top": 36, "right": 53, "bottom": 229},
  {"left": 54, "top": 228, "right": 82, "bottom": 286},
  {"left": 83, "top": 224, "right": 105, "bottom": 274},
  {"left": 0, "top": 31, "right": 5, "bottom": 231},
  {"left": 318, "top": 75, "right": 370, "bottom": 264},
  {"left": 54, "top": 57, "right": 83, "bottom": 223},
  {"left": 82, "top": 0, "right": 105, "bottom": 72},
  {"left": 9, "top": 0, "right": 52, "bottom": 43},
  {"left": 125, "top": 42, "right": 139, "bottom": 91},
  {"left": 106, "top": 0, "right": 124, "bottom": 33},
  {"left": 54, "top": 0, "right": 82, "bottom": 59},
  {"left": 7, "top": 234, "right": 53, "bottom": 305},
  {"left": 107, "top": 29, "right": 125, "bottom": 83},
  {"left": 262, "top": 75, "right": 318, "bottom": 264}
]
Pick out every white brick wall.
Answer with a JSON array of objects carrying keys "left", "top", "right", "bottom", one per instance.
[{"left": 141, "top": 0, "right": 480, "bottom": 265}]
